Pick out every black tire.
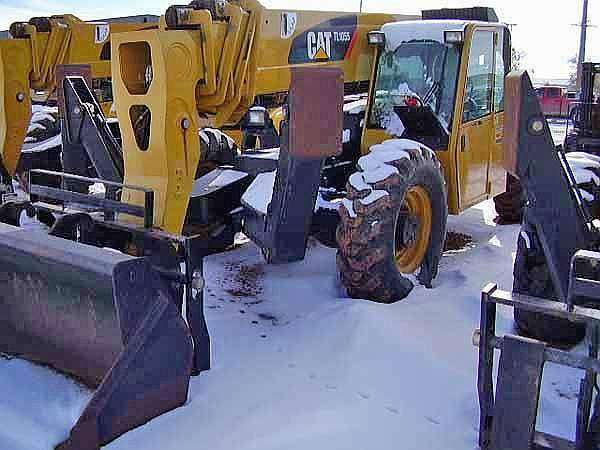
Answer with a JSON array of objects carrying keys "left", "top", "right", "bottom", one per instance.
[
  {"left": 311, "top": 207, "right": 340, "bottom": 248},
  {"left": 336, "top": 140, "right": 447, "bottom": 303},
  {"left": 513, "top": 220, "right": 586, "bottom": 346},
  {"left": 493, "top": 173, "right": 524, "bottom": 224},
  {"left": 16, "top": 107, "right": 63, "bottom": 193}
]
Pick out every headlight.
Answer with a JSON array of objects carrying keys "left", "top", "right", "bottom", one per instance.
[
  {"left": 248, "top": 107, "right": 266, "bottom": 127},
  {"left": 367, "top": 31, "right": 386, "bottom": 47},
  {"left": 444, "top": 30, "right": 464, "bottom": 44},
  {"left": 191, "top": 269, "right": 205, "bottom": 291}
]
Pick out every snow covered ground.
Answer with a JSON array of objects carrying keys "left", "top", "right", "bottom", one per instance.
[
  {"left": 0, "top": 120, "right": 583, "bottom": 449},
  {"left": 0, "top": 199, "right": 583, "bottom": 450}
]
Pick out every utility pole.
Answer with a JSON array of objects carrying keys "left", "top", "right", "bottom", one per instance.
[
  {"left": 577, "top": 0, "right": 589, "bottom": 90},
  {"left": 360, "top": 0, "right": 363, "bottom": 12}
]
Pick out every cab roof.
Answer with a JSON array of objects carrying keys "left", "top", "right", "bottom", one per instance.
[{"left": 382, "top": 20, "right": 506, "bottom": 52}]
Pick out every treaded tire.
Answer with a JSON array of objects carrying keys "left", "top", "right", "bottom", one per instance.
[
  {"left": 336, "top": 139, "right": 447, "bottom": 303},
  {"left": 513, "top": 220, "right": 586, "bottom": 346},
  {"left": 512, "top": 151, "right": 600, "bottom": 346},
  {"left": 493, "top": 174, "right": 524, "bottom": 224}
]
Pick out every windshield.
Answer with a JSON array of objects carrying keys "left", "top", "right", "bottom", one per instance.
[{"left": 369, "top": 41, "right": 460, "bottom": 133}]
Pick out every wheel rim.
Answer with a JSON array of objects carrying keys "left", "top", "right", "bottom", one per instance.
[{"left": 394, "top": 186, "right": 432, "bottom": 273}]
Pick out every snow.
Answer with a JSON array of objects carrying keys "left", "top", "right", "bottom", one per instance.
[
  {"left": 341, "top": 198, "right": 357, "bottom": 218},
  {"left": 0, "top": 358, "right": 90, "bottom": 450},
  {"left": 567, "top": 152, "right": 600, "bottom": 164},
  {"left": 384, "top": 112, "right": 405, "bottom": 137},
  {"left": 348, "top": 172, "right": 371, "bottom": 192},
  {"left": 356, "top": 138, "right": 423, "bottom": 185},
  {"left": 373, "top": 140, "right": 413, "bottom": 158},
  {"left": 89, "top": 182, "right": 107, "bottom": 196},
  {"left": 343, "top": 99, "right": 367, "bottom": 115},
  {"left": 18, "top": 211, "right": 49, "bottom": 231},
  {"left": 27, "top": 122, "right": 46, "bottom": 133},
  {"left": 0, "top": 200, "right": 583, "bottom": 450},
  {"left": 315, "top": 190, "right": 342, "bottom": 212},
  {"left": 241, "top": 171, "right": 276, "bottom": 215},
  {"left": 208, "top": 169, "right": 248, "bottom": 188},
  {"left": 358, "top": 189, "right": 388, "bottom": 206},
  {"left": 565, "top": 155, "right": 600, "bottom": 186},
  {"left": 382, "top": 20, "right": 473, "bottom": 51},
  {"left": 243, "top": 148, "right": 280, "bottom": 160},
  {"left": 579, "top": 189, "right": 594, "bottom": 202},
  {"left": 30, "top": 111, "right": 57, "bottom": 124},
  {"left": 362, "top": 164, "right": 398, "bottom": 184},
  {"left": 21, "top": 134, "right": 62, "bottom": 154},
  {"left": 342, "top": 129, "right": 351, "bottom": 144},
  {"left": 31, "top": 105, "right": 58, "bottom": 115}
]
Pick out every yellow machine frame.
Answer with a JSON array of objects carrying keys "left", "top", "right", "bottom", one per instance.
[{"left": 0, "top": 15, "right": 154, "bottom": 176}]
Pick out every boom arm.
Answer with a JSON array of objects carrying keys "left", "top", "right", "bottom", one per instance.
[
  {"left": 0, "top": 15, "right": 155, "bottom": 180},
  {"left": 111, "top": 0, "right": 412, "bottom": 234}
]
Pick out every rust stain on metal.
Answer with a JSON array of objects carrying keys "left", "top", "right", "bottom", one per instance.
[{"left": 289, "top": 67, "right": 343, "bottom": 159}]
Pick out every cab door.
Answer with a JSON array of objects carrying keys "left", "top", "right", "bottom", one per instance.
[
  {"left": 456, "top": 28, "right": 495, "bottom": 210},
  {"left": 489, "top": 27, "right": 509, "bottom": 196}
]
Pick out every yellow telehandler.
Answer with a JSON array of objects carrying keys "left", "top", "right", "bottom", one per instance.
[{"left": 0, "top": 2, "right": 512, "bottom": 448}]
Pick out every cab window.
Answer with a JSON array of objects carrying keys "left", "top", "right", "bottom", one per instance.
[
  {"left": 463, "top": 30, "right": 494, "bottom": 122},
  {"left": 548, "top": 88, "right": 561, "bottom": 98},
  {"left": 493, "top": 29, "right": 505, "bottom": 112}
]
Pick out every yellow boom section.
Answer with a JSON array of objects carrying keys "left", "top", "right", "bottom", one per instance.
[
  {"left": 0, "top": 39, "right": 32, "bottom": 175},
  {"left": 0, "top": 15, "right": 154, "bottom": 178},
  {"left": 112, "top": 0, "right": 414, "bottom": 234}
]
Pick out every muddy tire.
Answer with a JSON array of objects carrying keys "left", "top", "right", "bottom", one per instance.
[
  {"left": 513, "top": 220, "right": 586, "bottom": 346},
  {"left": 336, "top": 139, "right": 447, "bottom": 303},
  {"left": 493, "top": 174, "right": 524, "bottom": 224},
  {"left": 512, "top": 152, "right": 600, "bottom": 346}
]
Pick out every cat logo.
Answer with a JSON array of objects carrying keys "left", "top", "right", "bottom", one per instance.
[
  {"left": 307, "top": 31, "right": 332, "bottom": 60},
  {"left": 288, "top": 16, "right": 357, "bottom": 65}
]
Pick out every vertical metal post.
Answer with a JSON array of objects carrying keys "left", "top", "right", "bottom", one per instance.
[
  {"left": 144, "top": 190, "right": 154, "bottom": 229},
  {"left": 478, "top": 283, "right": 498, "bottom": 449},
  {"left": 577, "top": 0, "right": 589, "bottom": 91},
  {"left": 184, "top": 238, "right": 211, "bottom": 376},
  {"left": 577, "top": 323, "right": 599, "bottom": 449}
]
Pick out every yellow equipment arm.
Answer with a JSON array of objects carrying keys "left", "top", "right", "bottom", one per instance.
[
  {"left": 0, "top": 15, "right": 155, "bottom": 179},
  {"left": 111, "top": 0, "right": 413, "bottom": 234}
]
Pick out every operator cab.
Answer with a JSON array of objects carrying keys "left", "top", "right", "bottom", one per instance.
[
  {"left": 367, "top": 20, "right": 465, "bottom": 150},
  {"left": 363, "top": 16, "right": 510, "bottom": 213}
]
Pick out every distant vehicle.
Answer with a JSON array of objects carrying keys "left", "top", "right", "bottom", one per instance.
[{"left": 535, "top": 85, "right": 577, "bottom": 117}]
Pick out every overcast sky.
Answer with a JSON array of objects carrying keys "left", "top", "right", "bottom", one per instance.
[{"left": 0, "top": 0, "right": 597, "bottom": 79}]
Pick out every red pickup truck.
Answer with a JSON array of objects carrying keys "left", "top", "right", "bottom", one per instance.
[{"left": 535, "top": 85, "right": 577, "bottom": 117}]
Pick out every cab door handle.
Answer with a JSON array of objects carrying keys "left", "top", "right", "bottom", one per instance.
[{"left": 461, "top": 134, "right": 467, "bottom": 152}]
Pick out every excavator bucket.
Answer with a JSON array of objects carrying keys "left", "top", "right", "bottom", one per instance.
[{"left": 0, "top": 222, "right": 194, "bottom": 449}]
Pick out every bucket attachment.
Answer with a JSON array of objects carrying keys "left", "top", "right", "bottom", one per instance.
[{"left": 0, "top": 222, "right": 194, "bottom": 449}]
